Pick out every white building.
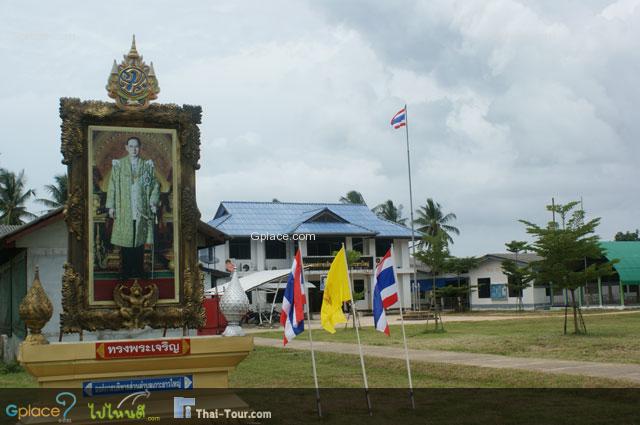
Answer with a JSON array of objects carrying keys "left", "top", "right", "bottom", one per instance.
[
  {"left": 462, "top": 247, "right": 638, "bottom": 311},
  {"left": 468, "top": 253, "right": 548, "bottom": 310},
  {"left": 205, "top": 201, "right": 416, "bottom": 313}
]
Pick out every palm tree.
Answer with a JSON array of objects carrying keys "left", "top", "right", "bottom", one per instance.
[
  {"left": 37, "top": 174, "right": 68, "bottom": 212},
  {"left": 372, "top": 200, "right": 407, "bottom": 225},
  {"left": 414, "top": 198, "right": 459, "bottom": 245},
  {"left": 0, "top": 168, "right": 36, "bottom": 225},
  {"left": 339, "top": 190, "right": 366, "bottom": 205}
]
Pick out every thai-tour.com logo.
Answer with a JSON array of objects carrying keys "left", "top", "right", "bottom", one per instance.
[
  {"left": 173, "top": 397, "right": 196, "bottom": 418},
  {"left": 5, "top": 392, "right": 76, "bottom": 422},
  {"left": 173, "top": 397, "right": 272, "bottom": 420}
]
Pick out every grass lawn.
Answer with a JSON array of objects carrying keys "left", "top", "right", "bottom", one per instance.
[
  {"left": 2, "top": 345, "right": 633, "bottom": 389},
  {"left": 230, "top": 346, "right": 633, "bottom": 388},
  {"left": 0, "top": 370, "right": 36, "bottom": 388},
  {"left": 2, "top": 350, "right": 636, "bottom": 425},
  {"left": 260, "top": 310, "right": 640, "bottom": 364}
]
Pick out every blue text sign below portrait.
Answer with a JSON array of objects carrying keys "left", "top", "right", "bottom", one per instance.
[{"left": 83, "top": 375, "right": 193, "bottom": 397}]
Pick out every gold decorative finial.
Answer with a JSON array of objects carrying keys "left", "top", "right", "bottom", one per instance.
[
  {"left": 19, "top": 266, "right": 53, "bottom": 345},
  {"left": 106, "top": 36, "right": 160, "bottom": 110},
  {"left": 127, "top": 34, "right": 140, "bottom": 60}
]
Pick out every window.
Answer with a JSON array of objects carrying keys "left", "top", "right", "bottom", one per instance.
[
  {"left": 478, "top": 278, "right": 491, "bottom": 298},
  {"left": 198, "top": 248, "right": 212, "bottom": 263},
  {"left": 353, "top": 279, "right": 365, "bottom": 293},
  {"left": 353, "top": 279, "right": 365, "bottom": 301},
  {"left": 229, "top": 238, "right": 250, "bottom": 259},
  {"left": 307, "top": 237, "right": 344, "bottom": 256},
  {"left": 352, "top": 238, "right": 364, "bottom": 254},
  {"left": 265, "top": 240, "right": 287, "bottom": 259},
  {"left": 375, "top": 238, "right": 393, "bottom": 257}
]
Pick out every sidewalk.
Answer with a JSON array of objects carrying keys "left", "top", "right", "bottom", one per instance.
[{"left": 254, "top": 337, "right": 640, "bottom": 384}]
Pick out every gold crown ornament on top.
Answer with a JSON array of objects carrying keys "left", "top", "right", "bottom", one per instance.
[{"left": 106, "top": 35, "right": 160, "bottom": 110}]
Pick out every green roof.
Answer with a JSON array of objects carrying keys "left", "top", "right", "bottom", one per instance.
[{"left": 600, "top": 241, "right": 640, "bottom": 285}]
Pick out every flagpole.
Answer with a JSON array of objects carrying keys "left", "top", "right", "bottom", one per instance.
[
  {"left": 342, "top": 244, "right": 373, "bottom": 416},
  {"left": 299, "top": 252, "right": 322, "bottom": 417},
  {"left": 391, "top": 244, "right": 415, "bottom": 409},
  {"left": 403, "top": 104, "right": 420, "bottom": 311}
]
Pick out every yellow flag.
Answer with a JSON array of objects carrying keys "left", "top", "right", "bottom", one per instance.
[{"left": 320, "top": 246, "right": 352, "bottom": 333}]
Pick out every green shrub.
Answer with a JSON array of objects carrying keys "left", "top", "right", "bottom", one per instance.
[{"left": 0, "top": 361, "right": 24, "bottom": 374}]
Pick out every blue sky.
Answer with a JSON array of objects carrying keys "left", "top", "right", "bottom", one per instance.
[{"left": 1, "top": 0, "right": 639, "bottom": 255}]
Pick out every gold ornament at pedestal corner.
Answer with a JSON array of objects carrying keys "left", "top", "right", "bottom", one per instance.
[
  {"left": 106, "top": 35, "right": 160, "bottom": 110},
  {"left": 19, "top": 267, "right": 53, "bottom": 345}
]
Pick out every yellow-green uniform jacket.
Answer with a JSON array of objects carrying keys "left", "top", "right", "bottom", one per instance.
[{"left": 105, "top": 155, "right": 160, "bottom": 247}]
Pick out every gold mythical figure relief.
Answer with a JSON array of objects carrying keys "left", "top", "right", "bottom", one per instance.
[{"left": 114, "top": 280, "right": 159, "bottom": 328}]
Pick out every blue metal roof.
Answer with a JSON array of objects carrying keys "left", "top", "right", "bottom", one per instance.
[{"left": 209, "top": 201, "right": 414, "bottom": 238}]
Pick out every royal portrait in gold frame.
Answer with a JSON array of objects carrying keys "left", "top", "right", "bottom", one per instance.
[
  {"left": 59, "top": 98, "right": 205, "bottom": 331},
  {"left": 88, "top": 126, "right": 180, "bottom": 306}
]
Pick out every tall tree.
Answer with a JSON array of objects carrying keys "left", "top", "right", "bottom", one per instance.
[
  {"left": 614, "top": 230, "right": 639, "bottom": 241},
  {"left": 339, "top": 190, "right": 366, "bottom": 205},
  {"left": 36, "top": 173, "right": 68, "bottom": 212},
  {"left": 501, "top": 241, "right": 534, "bottom": 312},
  {"left": 414, "top": 231, "right": 449, "bottom": 330},
  {"left": 520, "top": 201, "right": 616, "bottom": 334},
  {"left": 372, "top": 200, "right": 407, "bottom": 225},
  {"left": 443, "top": 256, "right": 479, "bottom": 312},
  {"left": 414, "top": 198, "right": 459, "bottom": 246},
  {"left": 0, "top": 168, "right": 36, "bottom": 225}
]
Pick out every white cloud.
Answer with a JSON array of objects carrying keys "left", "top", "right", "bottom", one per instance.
[{"left": 0, "top": 0, "right": 638, "bottom": 256}]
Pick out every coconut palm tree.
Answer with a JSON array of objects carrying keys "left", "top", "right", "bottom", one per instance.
[
  {"left": 0, "top": 168, "right": 36, "bottom": 225},
  {"left": 339, "top": 190, "right": 366, "bottom": 205},
  {"left": 372, "top": 200, "right": 407, "bottom": 225},
  {"left": 37, "top": 173, "right": 68, "bottom": 212},
  {"left": 414, "top": 198, "right": 459, "bottom": 245}
]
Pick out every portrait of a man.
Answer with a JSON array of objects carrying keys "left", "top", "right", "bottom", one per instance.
[
  {"left": 89, "top": 126, "right": 179, "bottom": 305},
  {"left": 106, "top": 137, "right": 159, "bottom": 280}
]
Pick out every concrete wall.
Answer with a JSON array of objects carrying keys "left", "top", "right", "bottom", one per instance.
[{"left": 16, "top": 219, "right": 67, "bottom": 337}]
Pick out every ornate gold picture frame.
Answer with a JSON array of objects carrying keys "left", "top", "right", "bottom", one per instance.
[{"left": 59, "top": 98, "right": 205, "bottom": 331}]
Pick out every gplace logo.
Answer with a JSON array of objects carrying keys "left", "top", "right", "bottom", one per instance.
[
  {"left": 173, "top": 397, "right": 196, "bottom": 419},
  {"left": 5, "top": 392, "right": 76, "bottom": 422}
]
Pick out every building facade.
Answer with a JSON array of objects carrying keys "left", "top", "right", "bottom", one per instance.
[
  {"left": 206, "top": 201, "right": 415, "bottom": 312},
  {"left": 468, "top": 254, "right": 548, "bottom": 310},
  {"left": 468, "top": 245, "right": 640, "bottom": 311}
]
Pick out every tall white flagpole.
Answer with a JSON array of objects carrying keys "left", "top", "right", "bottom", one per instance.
[
  {"left": 391, "top": 244, "right": 415, "bottom": 409},
  {"left": 299, "top": 252, "right": 322, "bottom": 417},
  {"left": 342, "top": 244, "right": 373, "bottom": 416},
  {"left": 403, "top": 104, "right": 420, "bottom": 311}
]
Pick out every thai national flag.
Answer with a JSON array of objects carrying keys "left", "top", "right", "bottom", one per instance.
[
  {"left": 373, "top": 248, "right": 399, "bottom": 335},
  {"left": 281, "top": 249, "right": 306, "bottom": 345},
  {"left": 390, "top": 108, "right": 407, "bottom": 129}
]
